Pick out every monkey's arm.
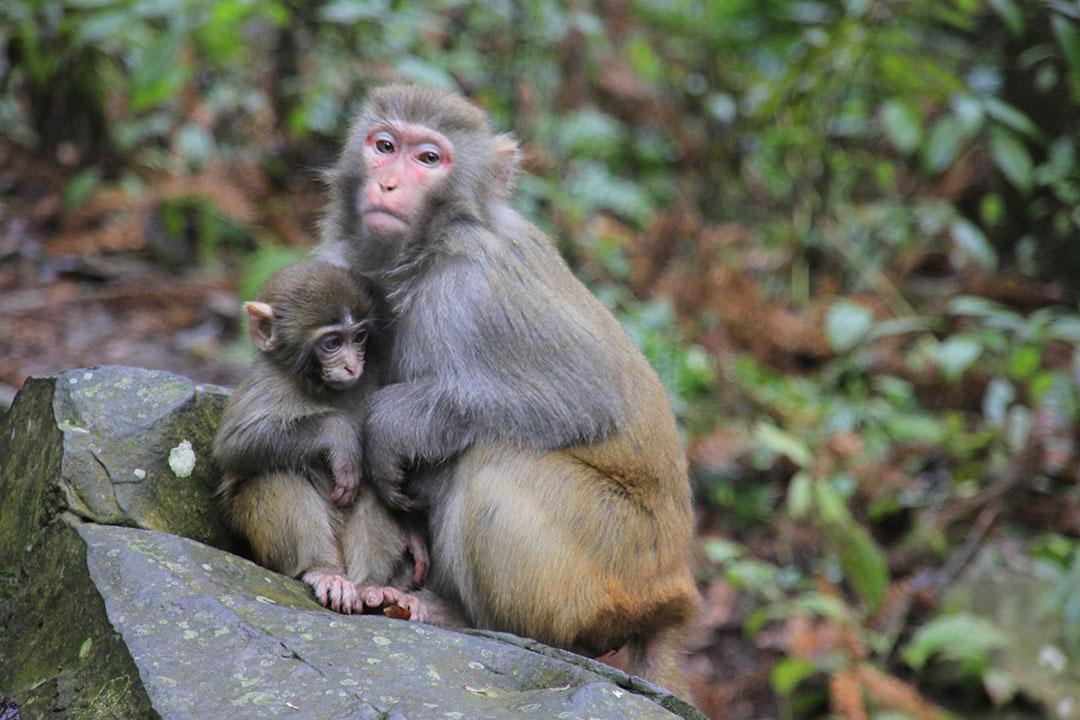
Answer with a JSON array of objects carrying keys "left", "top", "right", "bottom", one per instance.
[
  {"left": 214, "top": 407, "right": 363, "bottom": 506},
  {"left": 367, "top": 244, "right": 624, "bottom": 504}
]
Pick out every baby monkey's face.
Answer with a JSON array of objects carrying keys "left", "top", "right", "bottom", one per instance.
[{"left": 312, "top": 322, "right": 368, "bottom": 390}]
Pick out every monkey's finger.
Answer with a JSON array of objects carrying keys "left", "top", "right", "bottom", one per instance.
[
  {"left": 411, "top": 542, "right": 429, "bottom": 585},
  {"left": 341, "top": 582, "right": 358, "bottom": 614},
  {"left": 361, "top": 587, "right": 385, "bottom": 607}
]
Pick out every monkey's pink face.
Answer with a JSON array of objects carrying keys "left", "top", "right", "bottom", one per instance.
[{"left": 361, "top": 123, "right": 454, "bottom": 235}]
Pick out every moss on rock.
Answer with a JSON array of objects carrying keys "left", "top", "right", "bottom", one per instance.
[{"left": 0, "top": 366, "right": 234, "bottom": 575}]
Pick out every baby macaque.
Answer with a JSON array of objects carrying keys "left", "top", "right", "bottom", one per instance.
[{"left": 213, "top": 259, "right": 426, "bottom": 617}]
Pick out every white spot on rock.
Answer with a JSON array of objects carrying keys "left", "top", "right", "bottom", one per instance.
[
  {"left": 1040, "top": 645, "right": 1068, "bottom": 675},
  {"left": 133, "top": 468, "right": 146, "bottom": 480},
  {"left": 168, "top": 440, "right": 196, "bottom": 478},
  {"left": 83, "top": 372, "right": 93, "bottom": 380}
]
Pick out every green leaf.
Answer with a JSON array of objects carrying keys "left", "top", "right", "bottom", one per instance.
[
  {"left": 922, "top": 116, "right": 965, "bottom": 175},
  {"left": 626, "top": 35, "right": 663, "bottom": 85},
  {"left": 702, "top": 538, "right": 743, "bottom": 565},
  {"left": 319, "top": 0, "right": 387, "bottom": 23},
  {"left": 129, "top": 28, "right": 188, "bottom": 113},
  {"left": 950, "top": 95, "right": 986, "bottom": 136},
  {"left": 985, "top": 98, "right": 1043, "bottom": 140},
  {"left": 950, "top": 218, "right": 998, "bottom": 271},
  {"left": 787, "top": 471, "right": 813, "bottom": 519},
  {"left": 988, "top": 0, "right": 1024, "bottom": 35},
  {"left": 903, "top": 613, "right": 1007, "bottom": 672},
  {"left": 989, "top": 127, "right": 1034, "bottom": 194},
  {"left": 754, "top": 422, "right": 813, "bottom": 468},
  {"left": 1048, "top": 316, "right": 1080, "bottom": 345},
  {"left": 982, "top": 377, "right": 1015, "bottom": 427},
  {"left": 1007, "top": 345, "right": 1042, "bottom": 381},
  {"left": 880, "top": 99, "right": 922, "bottom": 155},
  {"left": 238, "top": 245, "right": 309, "bottom": 304},
  {"left": 828, "top": 520, "right": 889, "bottom": 611},
  {"left": 395, "top": 58, "right": 457, "bottom": 91},
  {"left": 932, "top": 336, "right": 983, "bottom": 382},
  {"left": 825, "top": 299, "right": 874, "bottom": 352},
  {"left": 867, "top": 316, "right": 933, "bottom": 341},
  {"left": 772, "top": 658, "right": 816, "bottom": 695},
  {"left": 813, "top": 480, "right": 850, "bottom": 526},
  {"left": 1052, "top": 15, "right": 1080, "bottom": 73},
  {"left": 62, "top": 168, "right": 101, "bottom": 214}
]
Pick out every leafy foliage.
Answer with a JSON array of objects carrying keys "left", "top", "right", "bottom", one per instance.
[{"left": 2, "top": 0, "right": 1080, "bottom": 718}]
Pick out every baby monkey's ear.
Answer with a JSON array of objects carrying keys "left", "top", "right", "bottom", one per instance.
[{"left": 243, "top": 301, "right": 277, "bottom": 352}]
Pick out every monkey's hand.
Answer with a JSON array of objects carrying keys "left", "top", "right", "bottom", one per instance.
[
  {"left": 329, "top": 454, "right": 361, "bottom": 506},
  {"left": 355, "top": 586, "right": 429, "bottom": 622},
  {"left": 322, "top": 414, "right": 362, "bottom": 506},
  {"left": 364, "top": 434, "right": 414, "bottom": 510},
  {"left": 401, "top": 528, "right": 429, "bottom": 586}
]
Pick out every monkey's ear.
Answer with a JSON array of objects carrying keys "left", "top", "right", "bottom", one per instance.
[
  {"left": 491, "top": 133, "right": 521, "bottom": 196},
  {"left": 243, "top": 301, "right": 277, "bottom": 352}
]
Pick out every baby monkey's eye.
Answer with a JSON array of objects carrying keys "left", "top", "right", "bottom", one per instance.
[
  {"left": 352, "top": 330, "right": 367, "bottom": 346},
  {"left": 374, "top": 137, "right": 395, "bottom": 154},
  {"left": 321, "top": 335, "right": 342, "bottom": 352}
]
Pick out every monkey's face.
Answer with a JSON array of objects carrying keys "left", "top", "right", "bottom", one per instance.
[
  {"left": 359, "top": 122, "right": 454, "bottom": 237},
  {"left": 312, "top": 324, "right": 368, "bottom": 390}
]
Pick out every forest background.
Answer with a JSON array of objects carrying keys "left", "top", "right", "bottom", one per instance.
[{"left": 2, "top": 1, "right": 1080, "bottom": 718}]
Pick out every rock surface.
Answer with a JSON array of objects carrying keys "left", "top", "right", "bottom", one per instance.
[
  {"left": 0, "top": 367, "right": 704, "bottom": 720},
  {"left": 0, "top": 366, "right": 233, "bottom": 576},
  {"left": 943, "top": 549, "right": 1080, "bottom": 718}
]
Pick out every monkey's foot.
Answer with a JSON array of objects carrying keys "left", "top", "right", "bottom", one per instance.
[
  {"left": 302, "top": 570, "right": 360, "bottom": 614},
  {"left": 355, "top": 585, "right": 428, "bottom": 622}
]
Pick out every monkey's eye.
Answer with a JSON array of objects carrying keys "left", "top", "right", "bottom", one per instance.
[
  {"left": 374, "top": 136, "right": 395, "bottom": 155},
  {"left": 416, "top": 150, "right": 441, "bottom": 166},
  {"left": 321, "top": 335, "right": 343, "bottom": 352}
]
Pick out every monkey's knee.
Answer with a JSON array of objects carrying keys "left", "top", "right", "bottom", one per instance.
[{"left": 224, "top": 471, "right": 341, "bottom": 578}]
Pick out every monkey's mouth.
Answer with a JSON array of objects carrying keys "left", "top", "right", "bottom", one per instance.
[
  {"left": 362, "top": 207, "right": 408, "bottom": 223},
  {"left": 324, "top": 374, "right": 361, "bottom": 390}
]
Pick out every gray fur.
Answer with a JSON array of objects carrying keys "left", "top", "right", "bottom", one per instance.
[{"left": 319, "top": 86, "right": 635, "bottom": 503}]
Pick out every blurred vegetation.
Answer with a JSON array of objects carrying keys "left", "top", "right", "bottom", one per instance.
[{"left": 2, "top": 0, "right": 1080, "bottom": 718}]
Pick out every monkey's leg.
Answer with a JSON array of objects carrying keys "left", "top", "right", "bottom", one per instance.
[
  {"left": 340, "top": 485, "right": 408, "bottom": 588},
  {"left": 428, "top": 445, "right": 698, "bottom": 697},
  {"left": 225, "top": 471, "right": 358, "bottom": 613},
  {"left": 339, "top": 486, "right": 467, "bottom": 625}
]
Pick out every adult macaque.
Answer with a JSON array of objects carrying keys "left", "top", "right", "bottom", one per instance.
[
  {"left": 212, "top": 260, "right": 428, "bottom": 617},
  {"left": 319, "top": 85, "right": 700, "bottom": 697}
]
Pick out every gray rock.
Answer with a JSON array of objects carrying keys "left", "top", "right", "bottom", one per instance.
[
  {"left": 0, "top": 366, "right": 234, "bottom": 575},
  {"left": 0, "top": 367, "right": 705, "bottom": 719},
  {"left": 1, "top": 518, "right": 699, "bottom": 719},
  {"left": 943, "top": 549, "right": 1080, "bottom": 718}
]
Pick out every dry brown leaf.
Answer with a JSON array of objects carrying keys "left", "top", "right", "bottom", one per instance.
[
  {"left": 858, "top": 663, "right": 949, "bottom": 720},
  {"left": 382, "top": 604, "right": 411, "bottom": 621},
  {"left": 830, "top": 666, "right": 868, "bottom": 720}
]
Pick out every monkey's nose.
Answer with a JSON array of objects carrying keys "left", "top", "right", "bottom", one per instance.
[{"left": 379, "top": 180, "right": 397, "bottom": 192}]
